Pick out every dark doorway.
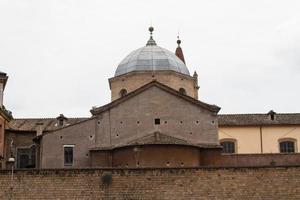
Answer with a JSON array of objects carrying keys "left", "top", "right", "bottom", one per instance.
[{"left": 17, "top": 146, "right": 36, "bottom": 168}]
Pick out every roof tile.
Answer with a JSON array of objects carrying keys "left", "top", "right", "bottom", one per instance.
[{"left": 218, "top": 113, "right": 300, "bottom": 126}]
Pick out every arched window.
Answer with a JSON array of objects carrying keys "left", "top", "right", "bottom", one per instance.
[
  {"left": 179, "top": 88, "right": 186, "bottom": 95},
  {"left": 220, "top": 139, "right": 236, "bottom": 154},
  {"left": 279, "top": 139, "right": 296, "bottom": 153},
  {"left": 119, "top": 89, "right": 127, "bottom": 97}
]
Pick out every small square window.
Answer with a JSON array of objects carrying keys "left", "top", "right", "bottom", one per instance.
[{"left": 154, "top": 118, "right": 160, "bottom": 125}]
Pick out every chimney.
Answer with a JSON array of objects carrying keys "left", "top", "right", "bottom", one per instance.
[
  {"left": 0, "top": 71, "right": 8, "bottom": 108},
  {"left": 267, "top": 110, "right": 276, "bottom": 121},
  {"left": 56, "top": 114, "right": 68, "bottom": 126},
  {"left": 36, "top": 122, "right": 44, "bottom": 136}
]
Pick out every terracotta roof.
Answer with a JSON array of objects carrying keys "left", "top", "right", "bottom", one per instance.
[
  {"left": 128, "top": 132, "right": 191, "bottom": 146},
  {"left": 0, "top": 106, "right": 13, "bottom": 121},
  {"left": 90, "top": 132, "right": 220, "bottom": 151},
  {"left": 9, "top": 113, "right": 300, "bottom": 132},
  {"left": 91, "top": 81, "right": 220, "bottom": 115},
  {"left": 7, "top": 117, "right": 89, "bottom": 132},
  {"left": 218, "top": 113, "right": 300, "bottom": 126}
]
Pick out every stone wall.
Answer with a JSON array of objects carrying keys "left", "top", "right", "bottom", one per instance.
[{"left": 0, "top": 167, "right": 300, "bottom": 199}]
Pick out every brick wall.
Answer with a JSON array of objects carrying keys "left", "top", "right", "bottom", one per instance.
[
  {"left": 200, "top": 149, "right": 300, "bottom": 167},
  {"left": 42, "top": 85, "right": 218, "bottom": 169},
  {"left": 0, "top": 116, "right": 5, "bottom": 168},
  {"left": 0, "top": 167, "right": 300, "bottom": 199},
  {"left": 109, "top": 71, "right": 198, "bottom": 101}
]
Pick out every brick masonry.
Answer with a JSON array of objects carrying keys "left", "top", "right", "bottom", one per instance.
[
  {"left": 0, "top": 167, "right": 300, "bottom": 199},
  {"left": 42, "top": 85, "right": 218, "bottom": 168},
  {"left": 109, "top": 71, "right": 198, "bottom": 101}
]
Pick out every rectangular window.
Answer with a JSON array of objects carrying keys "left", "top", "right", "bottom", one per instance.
[
  {"left": 64, "top": 145, "right": 74, "bottom": 166},
  {"left": 220, "top": 141, "right": 235, "bottom": 154},
  {"left": 280, "top": 141, "right": 295, "bottom": 153}
]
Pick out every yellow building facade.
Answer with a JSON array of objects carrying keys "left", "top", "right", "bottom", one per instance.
[{"left": 218, "top": 112, "right": 300, "bottom": 154}]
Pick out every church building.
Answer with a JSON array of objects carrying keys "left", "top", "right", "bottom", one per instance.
[{"left": 1, "top": 27, "right": 300, "bottom": 169}]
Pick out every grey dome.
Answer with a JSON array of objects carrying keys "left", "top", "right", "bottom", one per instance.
[{"left": 115, "top": 45, "right": 190, "bottom": 76}]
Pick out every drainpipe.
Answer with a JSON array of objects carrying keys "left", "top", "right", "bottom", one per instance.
[
  {"left": 260, "top": 126, "right": 263, "bottom": 153},
  {"left": 35, "top": 123, "right": 44, "bottom": 169}
]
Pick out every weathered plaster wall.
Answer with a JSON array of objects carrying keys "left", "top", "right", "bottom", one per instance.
[
  {"left": 0, "top": 167, "right": 300, "bottom": 199},
  {"left": 218, "top": 125, "right": 300, "bottom": 153},
  {"left": 262, "top": 126, "right": 300, "bottom": 153},
  {"left": 41, "top": 119, "right": 96, "bottom": 168},
  {"left": 218, "top": 126, "right": 262, "bottom": 153},
  {"left": 3, "top": 131, "right": 36, "bottom": 169}
]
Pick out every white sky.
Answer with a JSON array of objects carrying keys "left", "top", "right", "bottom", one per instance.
[{"left": 0, "top": 0, "right": 300, "bottom": 118}]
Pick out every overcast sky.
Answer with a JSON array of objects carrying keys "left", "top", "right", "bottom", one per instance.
[{"left": 0, "top": 0, "right": 300, "bottom": 118}]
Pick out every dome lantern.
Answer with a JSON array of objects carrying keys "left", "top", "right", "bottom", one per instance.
[{"left": 146, "top": 26, "right": 157, "bottom": 46}]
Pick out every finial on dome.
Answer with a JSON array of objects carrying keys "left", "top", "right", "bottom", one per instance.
[
  {"left": 175, "top": 35, "right": 186, "bottom": 64},
  {"left": 193, "top": 71, "right": 198, "bottom": 77},
  {"left": 149, "top": 26, "right": 154, "bottom": 34},
  {"left": 146, "top": 26, "right": 157, "bottom": 46},
  {"left": 177, "top": 35, "right": 181, "bottom": 46}
]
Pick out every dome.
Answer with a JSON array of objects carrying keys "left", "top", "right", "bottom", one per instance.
[{"left": 115, "top": 45, "right": 190, "bottom": 77}]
